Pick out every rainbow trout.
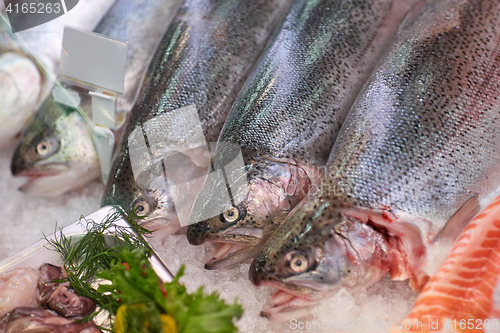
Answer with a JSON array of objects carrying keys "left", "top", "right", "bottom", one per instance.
[
  {"left": 186, "top": 0, "right": 421, "bottom": 270},
  {"left": 101, "top": 0, "right": 292, "bottom": 238},
  {"left": 11, "top": 0, "right": 182, "bottom": 196},
  {"left": 250, "top": 0, "right": 500, "bottom": 321}
]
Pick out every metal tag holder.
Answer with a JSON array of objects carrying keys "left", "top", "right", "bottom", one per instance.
[{"left": 58, "top": 26, "right": 129, "bottom": 183}]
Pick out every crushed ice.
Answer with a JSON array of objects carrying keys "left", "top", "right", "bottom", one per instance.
[{"left": 1, "top": 146, "right": 421, "bottom": 332}]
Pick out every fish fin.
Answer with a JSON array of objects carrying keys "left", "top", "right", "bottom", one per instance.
[
  {"left": 435, "top": 194, "right": 480, "bottom": 243},
  {"left": 398, "top": 0, "right": 434, "bottom": 34}
]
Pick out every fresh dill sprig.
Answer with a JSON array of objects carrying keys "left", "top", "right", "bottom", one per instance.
[
  {"left": 45, "top": 207, "right": 243, "bottom": 333},
  {"left": 44, "top": 207, "right": 155, "bottom": 325},
  {"left": 46, "top": 207, "right": 153, "bottom": 282}
]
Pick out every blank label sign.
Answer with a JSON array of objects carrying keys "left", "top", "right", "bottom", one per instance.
[{"left": 60, "top": 26, "right": 128, "bottom": 94}]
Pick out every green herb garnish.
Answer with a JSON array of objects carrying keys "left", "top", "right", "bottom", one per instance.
[
  {"left": 45, "top": 208, "right": 154, "bottom": 326},
  {"left": 47, "top": 208, "right": 153, "bottom": 280},
  {"left": 47, "top": 209, "right": 243, "bottom": 333},
  {"left": 97, "top": 248, "right": 243, "bottom": 333}
]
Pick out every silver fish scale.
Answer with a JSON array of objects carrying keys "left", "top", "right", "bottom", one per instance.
[
  {"left": 127, "top": 0, "right": 290, "bottom": 142},
  {"left": 323, "top": 0, "right": 500, "bottom": 232},
  {"left": 217, "top": 0, "right": 400, "bottom": 166},
  {"left": 103, "top": 0, "right": 292, "bottom": 206}
]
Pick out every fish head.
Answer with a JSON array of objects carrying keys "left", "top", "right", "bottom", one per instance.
[
  {"left": 186, "top": 176, "right": 276, "bottom": 269},
  {"left": 102, "top": 152, "right": 180, "bottom": 239},
  {"left": 249, "top": 200, "right": 394, "bottom": 321},
  {"left": 187, "top": 156, "right": 311, "bottom": 269},
  {"left": 123, "top": 187, "right": 181, "bottom": 240},
  {"left": 11, "top": 95, "right": 99, "bottom": 196},
  {"left": 102, "top": 141, "right": 213, "bottom": 239}
]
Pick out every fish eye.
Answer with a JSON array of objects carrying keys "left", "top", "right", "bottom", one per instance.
[
  {"left": 34, "top": 137, "right": 59, "bottom": 158},
  {"left": 220, "top": 206, "right": 241, "bottom": 224},
  {"left": 283, "top": 251, "right": 312, "bottom": 274},
  {"left": 134, "top": 201, "right": 150, "bottom": 216},
  {"left": 289, "top": 254, "right": 309, "bottom": 273},
  {"left": 36, "top": 140, "right": 52, "bottom": 157},
  {"left": 131, "top": 196, "right": 156, "bottom": 217},
  {"left": 133, "top": 201, "right": 150, "bottom": 217}
]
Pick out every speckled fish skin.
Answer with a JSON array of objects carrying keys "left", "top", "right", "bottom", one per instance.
[
  {"left": 102, "top": 0, "right": 293, "bottom": 237},
  {"left": 10, "top": 0, "right": 182, "bottom": 196},
  {"left": 250, "top": 0, "right": 500, "bottom": 320},
  {"left": 186, "top": 0, "right": 422, "bottom": 269}
]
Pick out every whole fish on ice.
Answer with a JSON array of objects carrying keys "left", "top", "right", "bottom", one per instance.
[
  {"left": 187, "top": 0, "right": 420, "bottom": 269},
  {"left": 250, "top": 0, "right": 500, "bottom": 321},
  {"left": 0, "top": 0, "right": 115, "bottom": 147},
  {"left": 101, "top": 0, "right": 293, "bottom": 239},
  {"left": 11, "top": 0, "right": 182, "bottom": 196}
]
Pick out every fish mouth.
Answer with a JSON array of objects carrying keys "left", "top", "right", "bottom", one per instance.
[
  {"left": 15, "top": 169, "right": 62, "bottom": 180},
  {"left": 204, "top": 228, "right": 264, "bottom": 269},
  {"left": 135, "top": 216, "right": 183, "bottom": 241},
  {"left": 260, "top": 282, "right": 325, "bottom": 321},
  {"left": 14, "top": 163, "right": 99, "bottom": 196},
  {"left": 16, "top": 169, "right": 64, "bottom": 190}
]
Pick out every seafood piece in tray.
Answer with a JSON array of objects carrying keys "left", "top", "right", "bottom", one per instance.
[
  {"left": 0, "top": 307, "right": 101, "bottom": 333},
  {"left": 0, "top": 267, "right": 39, "bottom": 317}
]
